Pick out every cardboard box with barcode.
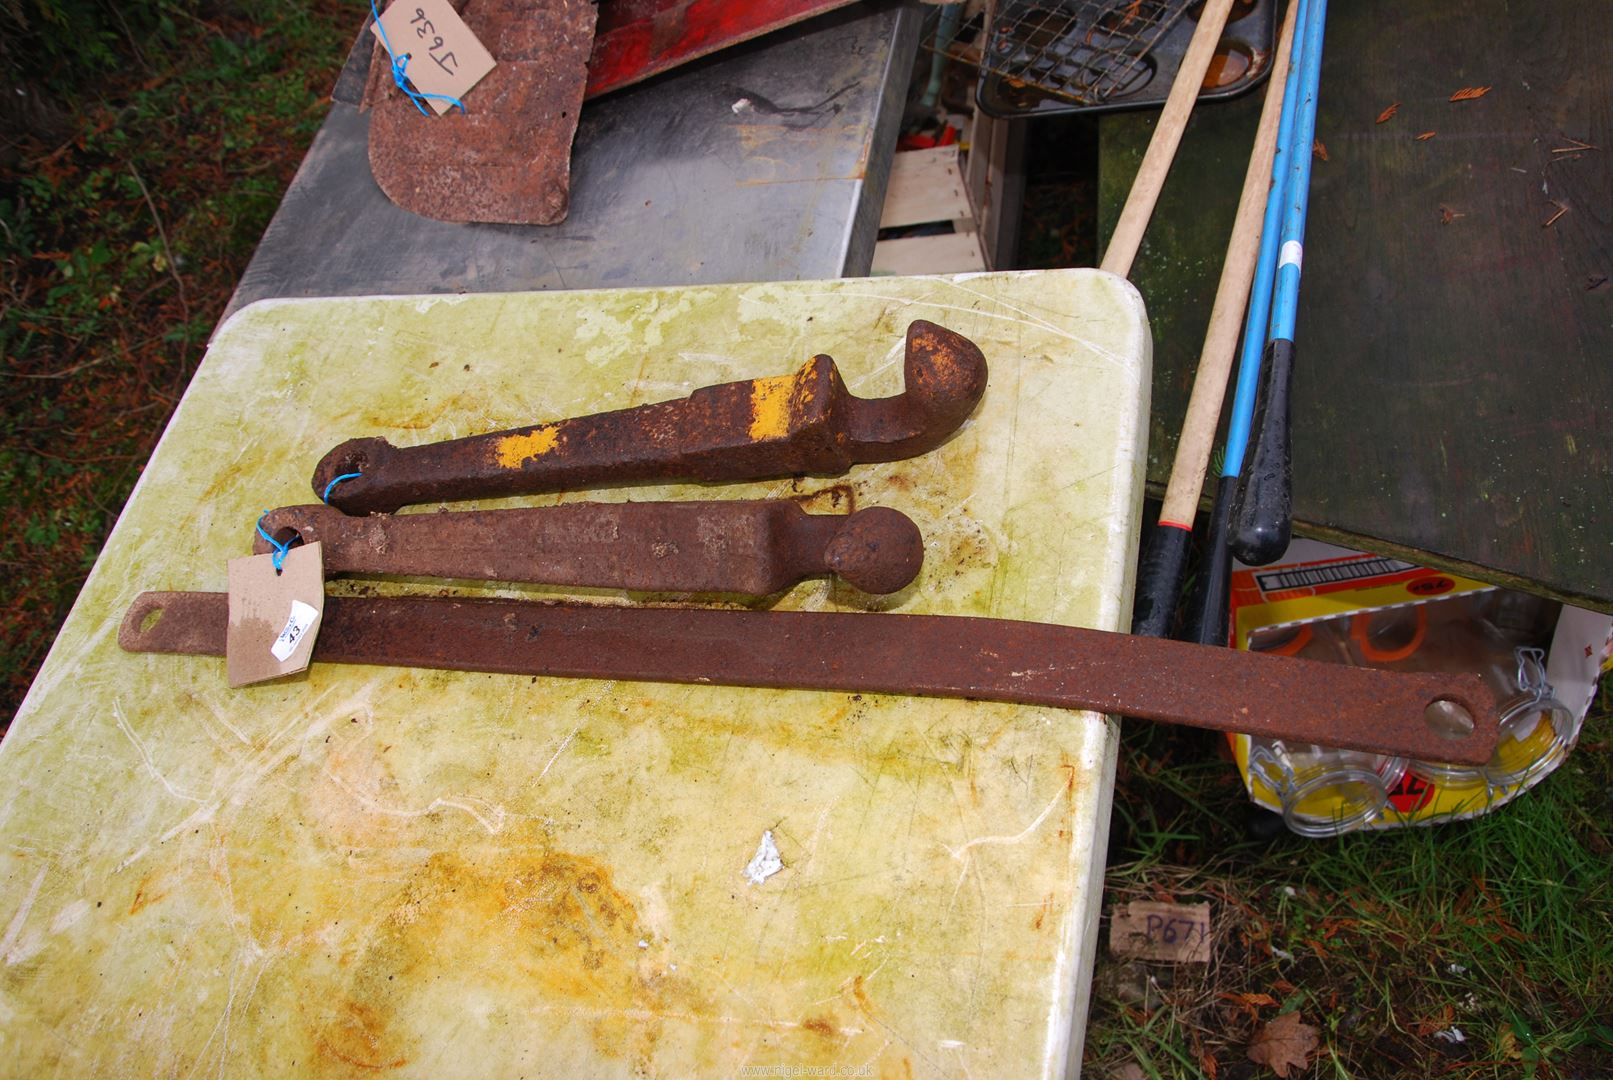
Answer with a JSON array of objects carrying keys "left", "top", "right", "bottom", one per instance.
[{"left": 1227, "top": 540, "right": 1612, "bottom": 834}]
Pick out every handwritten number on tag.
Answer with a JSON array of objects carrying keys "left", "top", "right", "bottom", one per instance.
[
  {"left": 373, "top": 0, "right": 495, "bottom": 114},
  {"left": 1144, "top": 913, "right": 1206, "bottom": 946},
  {"left": 1109, "top": 900, "right": 1213, "bottom": 963},
  {"left": 410, "top": 5, "right": 454, "bottom": 74},
  {"left": 270, "top": 600, "right": 320, "bottom": 663}
]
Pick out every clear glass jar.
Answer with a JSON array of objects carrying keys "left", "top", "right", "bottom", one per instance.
[
  {"left": 1246, "top": 737, "right": 1407, "bottom": 837},
  {"left": 1244, "top": 622, "right": 1405, "bottom": 835},
  {"left": 1243, "top": 593, "right": 1575, "bottom": 825},
  {"left": 1406, "top": 645, "right": 1575, "bottom": 789}
]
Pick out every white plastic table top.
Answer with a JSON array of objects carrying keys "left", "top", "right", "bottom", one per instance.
[{"left": 1, "top": 269, "right": 1150, "bottom": 1078}]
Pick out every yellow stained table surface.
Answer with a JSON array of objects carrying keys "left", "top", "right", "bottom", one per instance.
[{"left": 1, "top": 270, "right": 1150, "bottom": 1078}]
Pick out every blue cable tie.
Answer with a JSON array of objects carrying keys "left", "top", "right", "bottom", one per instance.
[
  {"left": 255, "top": 511, "right": 292, "bottom": 573},
  {"left": 370, "top": 0, "right": 467, "bottom": 116},
  {"left": 322, "top": 471, "right": 364, "bottom": 504}
]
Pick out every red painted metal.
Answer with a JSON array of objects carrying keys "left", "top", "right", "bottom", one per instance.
[{"left": 585, "top": 0, "right": 857, "bottom": 99}]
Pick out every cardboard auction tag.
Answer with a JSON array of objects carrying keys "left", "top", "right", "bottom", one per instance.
[
  {"left": 371, "top": 0, "right": 497, "bottom": 115},
  {"left": 226, "top": 543, "right": 325, "bottom": 688},
  {"left": 1109, "top": 901, "right": 1212, "bottom": 964}
]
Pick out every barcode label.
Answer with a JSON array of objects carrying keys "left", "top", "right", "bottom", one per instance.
[{"left": 1255, "top": 557, "right": 1415, "bottom": 594}]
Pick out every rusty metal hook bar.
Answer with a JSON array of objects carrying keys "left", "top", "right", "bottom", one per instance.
[
  {"left": 310, "top": 320, "right": 989, "bottom": 515},
  {"left": 119, "top": 592, "right": 1500, "bottom": 765},
  {"left": 254, "top": 501, "right": 924, "bottom": 595}
]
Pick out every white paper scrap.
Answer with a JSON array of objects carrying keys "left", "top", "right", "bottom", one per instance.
[{"left": 742, "top": 830, "right": 783, "bottom": 885}]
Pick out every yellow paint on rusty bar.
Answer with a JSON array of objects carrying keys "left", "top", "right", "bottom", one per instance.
[
  {"left": 746, "top": 369, "right": 804, "bottom": 441},
  {"left": 494, "top": 425, "right": 561, "bottom": 469}
]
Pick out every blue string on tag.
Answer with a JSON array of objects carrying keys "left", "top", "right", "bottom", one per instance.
[
  {"left": 370, "top": 0, "right": 467, "bottom": 116},
  {"left": 255, "top": 511, "right": 292, "bottom": 573},
  {"left": 322, "top": 471, "right": 364, "bottom": 504}
]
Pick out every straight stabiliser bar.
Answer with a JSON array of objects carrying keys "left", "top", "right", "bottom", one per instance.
[
  {"left": 254, "top": 501, "right": 925, "bottom": 596},
  {"left": 120, "top": 592, "right": 1500, "bottom": 765}
]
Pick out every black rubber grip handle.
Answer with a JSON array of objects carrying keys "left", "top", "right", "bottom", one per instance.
[
  {"left": 1131, "top": 522, "right": 1193, "bottom": 638},
  {"left": 1183, "top": 474, "right": 1238, "bottom": 647},
  {"left": 1231, "top": 338, "right": 1294, "bottom": 566}
]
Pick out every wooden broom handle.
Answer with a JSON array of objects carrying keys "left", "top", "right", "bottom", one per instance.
[
  {"left": 1159, "top": 0, "right": 1301, "bottom": 527},
  {"left": 1099, "top": 0, "right": 1240, "bottom": 279}
]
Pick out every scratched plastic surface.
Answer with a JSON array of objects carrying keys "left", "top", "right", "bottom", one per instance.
[{"left": 0, "top": 271, "right": 1150, "bottom": 1078}]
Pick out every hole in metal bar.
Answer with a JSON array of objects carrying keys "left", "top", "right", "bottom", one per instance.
[{"left": 1423, "top": 698, "right": 1476, "bottom": 741}]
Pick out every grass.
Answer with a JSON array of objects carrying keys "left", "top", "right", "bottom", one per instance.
[
  {"left": 1, "top": 0, "right": 354, "bottom": 722},
  {"left": 1084, "top": 672, "right": 1613, "bottom": 1079},
  {"left": 4, "top": 9, "right": 1612, "bottom": 1078}
]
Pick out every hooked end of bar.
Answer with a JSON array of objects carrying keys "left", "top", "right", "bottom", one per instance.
[
  {"left": 844, "top": 321, "right": 988, "bottom": 462},
  {"left": 824, "top": 506, "right": 924, "bottom": 594},
  {"left": 903, "top": 320, "right": 989, "bottom": 432}
]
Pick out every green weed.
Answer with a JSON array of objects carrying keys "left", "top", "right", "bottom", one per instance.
[{"left": 1, "top": 0, "right": 352, "bottom": 721}]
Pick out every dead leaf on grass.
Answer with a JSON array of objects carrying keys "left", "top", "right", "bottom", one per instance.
[
  {"left": 1439, "top": 206, "right": 1466, "bottom": 224},
  {"left": 1450, "top": 86, "right": 1492, "bottom": 102},
  {"left": 1497, "top": 1026, "right": 1523, "bottom": 1060},
  {"left": 1222, "top": 991, "right": 1279, "bottom": 1009},
  {"left": 1313, "top": 140, "right": 1329, "bottom": 161},
  {"left": 1376, "top": 102, "right": 1400, "bottom": 124},
  {"left": 1109, "top": 1062, "right": 1148, "bottom": 1080},
  {"left": 1218, "top": 990, "right": 1278, "bottom": 1021},
  {"left": 1246, "top": 1011, "right": 1319, "bottom": 1078},
  {"left": 1416, "top": 131, "right": 1437, "bottom": 141}
]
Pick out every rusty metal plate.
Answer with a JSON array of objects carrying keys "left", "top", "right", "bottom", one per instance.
[
  {"left": 364, "top": 0, "right": 596, "bottom": 225},
  {"left": 311, "top": 320, "right": 988, "bottom": 514},
  {"left": 120, "top": 593, "right": 1502, "bottom": 765},
  {"left": 255, "top": 501, "right": 923, "bottom": 595}
]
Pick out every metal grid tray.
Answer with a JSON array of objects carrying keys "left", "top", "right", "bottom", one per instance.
[{"left": 977, "top": 0, "right": 1277, "bottom": 118}]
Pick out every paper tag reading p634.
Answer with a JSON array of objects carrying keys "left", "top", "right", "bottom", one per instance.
[
  {"left": 226, "top": 542, "right": 325, "bottom": 687},
  {"left": 372, "top": 0, "right": 497, "bottom": 116}
]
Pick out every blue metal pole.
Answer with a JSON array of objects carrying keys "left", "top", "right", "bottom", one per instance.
[
  {"left": 1227, "top": 0, "right": 1328, "bottom": 566},
  {"left": 1221, "top": 0, "right": 1314, "bottom": 483},
  {"left": 1182, "top": 0, "right": 1323, "bottom": 643},
  {"left": 1268, "top": 0, "right": 1329, "bottom": 344}
]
